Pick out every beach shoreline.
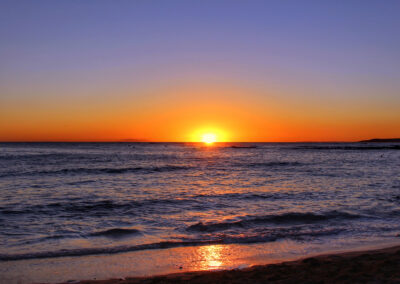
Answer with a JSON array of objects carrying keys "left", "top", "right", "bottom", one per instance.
[{"left": 60, "top": 244, "right": 400, "bottom": 284}]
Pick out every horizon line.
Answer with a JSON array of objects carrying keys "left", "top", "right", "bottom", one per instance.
[{"left": 0, "top": 139, "right": 396, "bottom": 143}]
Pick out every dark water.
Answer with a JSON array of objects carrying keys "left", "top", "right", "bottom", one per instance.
[{"left": 0, "top": 142, "right": 399, "bottom": 261}]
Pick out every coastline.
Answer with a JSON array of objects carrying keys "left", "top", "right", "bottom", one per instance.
[{"left": 64, "top": 244, "right": 400, "bottom": 284}]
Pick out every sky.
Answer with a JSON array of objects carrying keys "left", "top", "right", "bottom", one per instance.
[{"left": 0, "top": 0, "right": 399, "bottom": 142}]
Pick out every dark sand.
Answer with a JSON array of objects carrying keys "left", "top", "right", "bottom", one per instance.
[{"left": 62, "top": 245, "right": 400, "bottom": 284}]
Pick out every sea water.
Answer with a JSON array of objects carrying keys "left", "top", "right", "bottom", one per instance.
[{"left": 0, "top": 142, "right": 399, "bottom": 282}]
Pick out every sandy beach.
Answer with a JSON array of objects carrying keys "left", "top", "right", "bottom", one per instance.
[{"left": 62, "top": 245, "right": 400, "bottom": 284}]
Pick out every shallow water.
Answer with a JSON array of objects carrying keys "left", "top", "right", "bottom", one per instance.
[{"left": 0, "top": 142, "right": 400, "bottom": 281}]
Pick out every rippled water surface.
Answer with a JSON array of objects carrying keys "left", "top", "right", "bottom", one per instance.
[{"left": 0, "top": 142, "right": 399, "bottom": 261}]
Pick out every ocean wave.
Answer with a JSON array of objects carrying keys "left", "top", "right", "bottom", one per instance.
[
  {"left": 0, "top": 240, "right": 218, "bottom": 261},
  {"left": 0, "top": 197, "right": 200, "bottom": 216},
  {"left": 190, "top": 192, "right": 275, "bottom": 200},
  {"left": 0, "top": 227, "right": 344, "bottom": 261},
  {"left": 0, "top": 153, "right": 108, "bottom": 163},
  {"left": 187, "top": 211, "right": 361, "bottom": 232},
  {"left": 230, "top": 145, "right": 258, "bottom": 149},
  {"left": 12, "top": 228, "right": 141, "bottom": 245},
  {"left": 0, "top": 165, "right": 191, "bottom": 178},
  {"left": 190, "top": 191, "right": 330, "bottom": 202},
  {"left": 44, "top": 165, "right": 190, "bottom": 175},
  {"left": 0, "top": 152, "right": 179, "bottom": 163},
  {"left": 238, "top": 161, "right": 303, "bottom": 168},
  {"left": 89, "top": 228, "right": 141, "bottom": 238}
]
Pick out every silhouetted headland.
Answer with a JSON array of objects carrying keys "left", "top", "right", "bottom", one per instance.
[{"left": 360, "top": 138, "right": 400, "bottom": 143}]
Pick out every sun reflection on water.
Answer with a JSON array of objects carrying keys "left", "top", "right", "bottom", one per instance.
[{"left": 196, "top": 245, "right": 227, "bottom": 270}]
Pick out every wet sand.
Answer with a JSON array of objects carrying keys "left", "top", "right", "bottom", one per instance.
[{"left": 65, "top": 245, "right": 400, "bottom": 284}]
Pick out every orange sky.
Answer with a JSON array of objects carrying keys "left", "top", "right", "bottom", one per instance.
[{"left": 1, "top": 83, "right": 399, "bottom": 142}]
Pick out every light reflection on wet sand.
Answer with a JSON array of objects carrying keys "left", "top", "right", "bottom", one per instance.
[
  {"left": 194, "top": 245, "right": 227, "bottom": 270},
  {"left": 2, "top": 237, "right": 400, "bottom": 284},
  {"left": 0, "top": 241, "right": 300, "bottom": 284},
  {"left": 2, "top": 237, "right": 397, "bottom": 284}
]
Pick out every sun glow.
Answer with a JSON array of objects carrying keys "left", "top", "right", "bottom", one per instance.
[
  {"left": 189, "top": 126, "right": 229, "bottom": 143},
  {"left": 201, "top": 133, "right": 217, "bottom": 144}
]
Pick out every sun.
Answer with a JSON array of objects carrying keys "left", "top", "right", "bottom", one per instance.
[
  {"left": 201, "top": 133, "right": 217, "bottom": 145},
  {"left": 190, "top": 127, "right": 228, "bottom": 144}
]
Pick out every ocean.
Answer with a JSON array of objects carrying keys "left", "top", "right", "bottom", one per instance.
[{"left": 0, "top": 142, "right": 400, "bottom": 282}]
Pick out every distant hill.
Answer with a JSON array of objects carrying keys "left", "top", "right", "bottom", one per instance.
[{"left": 360, "top": 138, "right": 400, "bottom": 143}]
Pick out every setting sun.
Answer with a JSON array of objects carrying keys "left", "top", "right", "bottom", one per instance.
[
  {"left": 201, "top": 133, "right": 217, "bottom": 144},
  {"left": 189, "top": 127, "right": 229, "bottom": 143}
]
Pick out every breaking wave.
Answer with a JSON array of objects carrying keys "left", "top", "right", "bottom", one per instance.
[
  {"left": 0, "top": 227, "right": 344, "bottom": 261},
  {"left": 187, "top": 211, "right": 361, "bottom": 232},
  {"left": 89, "top": 228, "right": 141, "bottom": 238}
]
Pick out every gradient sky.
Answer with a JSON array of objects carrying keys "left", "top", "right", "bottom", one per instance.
[{"left": 1, "top": 0, "right": 399, "bottom": 142}]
